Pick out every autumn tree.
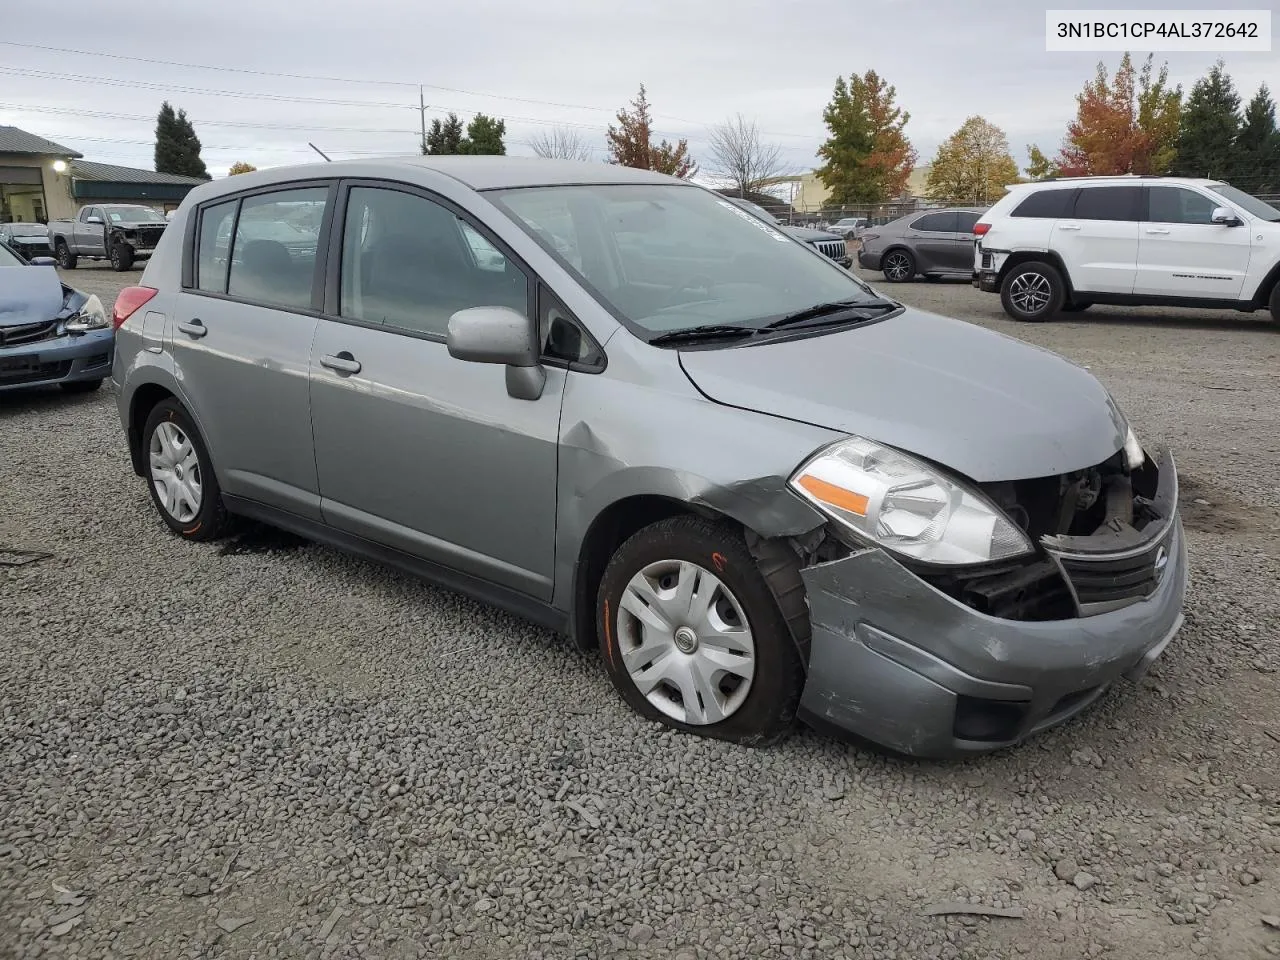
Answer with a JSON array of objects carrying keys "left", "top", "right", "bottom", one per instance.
[
  {"left": 1056, "top": 53, "right": 1181, "bottom": 176},
  {"left": 708, "top": 114, "right": 788, "bottom": 197},
  {"left": 154, "top": 101, "right": 209, "bottom": 180},
  {"left": 1024, "top": 145, "right": 1059, "bottom": 180},
  {"left": 817, "top": 71, "right": 916, "bottom": 204},
  {"left": 529, "top": 126, "right": 593, "bottom": 161},
  {"left": 1173, "top": 61, "right": 1241, "bottom": 178},
  {"left": 606, "top": 84, "right": 696, "bottom": 178},
  {"left": 925, "top": 117, "right": 1019, "bottom": 202},
  {"left": 227, "top": 161, "right": 257, "bottom": 176},
  {"left": 1236, "top": 85, "right": 1280, "bottom": 191}
]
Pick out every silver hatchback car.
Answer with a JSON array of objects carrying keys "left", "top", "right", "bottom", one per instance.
[{"left": 111, "top": 158, "right": 1186, "bottom": 758}]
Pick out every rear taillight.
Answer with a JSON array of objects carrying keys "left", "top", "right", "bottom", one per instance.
[
  {"left": 973, "top": 222, "right": 991, "bottom": 236},
  {"left": 112, "top": 286, "right": 158, "bottom": 329}
]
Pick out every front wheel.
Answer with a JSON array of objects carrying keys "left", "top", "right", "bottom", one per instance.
[
  {"left": 597, "top": 516, "right": 804, "bottom": 746},
  {"left": 999, "top": 261, "right": 1066, "bottom": 322},
  {"left": 110, "top": 243, "right": 135, "bottom": 272},
  {"left": 882, "top": 249, "right": 915, "bottom": 283},
  {"left": 141, "top": 398, "right": 230, "bottom": 541}
]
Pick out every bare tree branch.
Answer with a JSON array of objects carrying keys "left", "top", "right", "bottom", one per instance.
[
  {"left": 708, "top": 114, "right": 788, "bottom": 196},
  {"left": 529, "top": 126, "right": 594, "bottom": 161}
]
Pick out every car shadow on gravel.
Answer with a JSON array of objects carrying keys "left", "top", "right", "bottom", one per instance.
[
  {"left": 1053, "top": 310, "right": 1279, "bottom": 335},
  {"left": 218, "top": 523, "right": 310, "bottom": 556},
  {"left": 0, "top": 386, "right": 107, "bottom": 417}
]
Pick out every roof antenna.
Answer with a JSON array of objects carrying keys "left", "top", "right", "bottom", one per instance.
[{"left": 308, "top": 142, "right": 332, "bottom": 162}]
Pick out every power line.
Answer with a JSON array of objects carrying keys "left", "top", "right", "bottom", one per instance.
[
  {"left": 0, "top": 101, "right": 421, "bottom": 135},
  {"left": 0, "top": 40, "right": 822, "bottom": 142},
  {"left": 39, "top": 131, "right": 540, "bottom": 156}
]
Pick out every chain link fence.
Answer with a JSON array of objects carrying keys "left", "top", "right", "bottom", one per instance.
[{"left": 754, "top": 198, "right": 993, "bottom": 229}]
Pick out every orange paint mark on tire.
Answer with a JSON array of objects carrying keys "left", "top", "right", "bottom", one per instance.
[
  {"left": 183, "top": 522, "right": 202, "bottom": 535},
  {"left": 603, "top": 598, "right": 616, "bottom": 668},
  {"left": 711, "top": 551, "right": 727, "bottom": 573}
]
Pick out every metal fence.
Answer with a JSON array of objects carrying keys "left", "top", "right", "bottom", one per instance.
[{"left": 758, "top": 199, "right": 992, "bottom": 229}]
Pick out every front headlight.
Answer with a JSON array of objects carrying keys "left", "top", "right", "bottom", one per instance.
[
  {"left": 1123, "top": 426, "right": 1144, "bottom": 471},
  {"left": 65, "top": 295, "right": 109, "bottom": 333},
  {"left": 789, "top": 436, "right": 1033, "bottom": 565}
]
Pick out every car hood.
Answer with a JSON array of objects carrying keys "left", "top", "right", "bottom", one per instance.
[
  {"left": 784, "top": 225, "right": 843, "bottom": 243},
  {"left": 0, "top": 266, "right": 64, "bottom": 327},
  {"left": 677, "top": 307, "right": 1128, "bottom": 482}
]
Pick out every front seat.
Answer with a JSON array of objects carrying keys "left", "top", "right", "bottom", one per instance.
[
  {"left": 361, "top": 229, "right": 475, "bottom": 332},
  {"left": 231, "top": 239, "right": 299, "bottom": 305}
]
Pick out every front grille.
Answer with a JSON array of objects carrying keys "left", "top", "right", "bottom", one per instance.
[
  {"left": 1051, "top": 522, "right": 1176, "bottom": 611},
  {"left": 813, "top": 239, "right": 848, "bottom": 261},
  {"left": 87, "top": 353, "right": 111, "bottom": 368},
  {"left": 0, "top": 359, "right": 73, "bottom": 385},
  {"left": 0, "top": 319, "right": 60, "bottom": 348},
  {"left": 135, "top": 226, "right": 165, "bottom": 247}
]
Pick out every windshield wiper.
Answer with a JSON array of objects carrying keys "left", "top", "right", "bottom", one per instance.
[
  {"left": 763, "top": 297, "right": 900, "bottom": 331},
  {"left": 648, "top": 324, "right": 759, "bottom": 346}
]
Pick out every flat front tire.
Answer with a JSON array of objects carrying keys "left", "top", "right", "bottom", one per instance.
[
  {"left": 1000, "top": 261, "right": 1065, "bottom": 322},
  {"left": 141, "top": 398, "right": 230, "bottom": 541},
  {"left": 597, "top": 515, "right": 804, "bottom": 746}
]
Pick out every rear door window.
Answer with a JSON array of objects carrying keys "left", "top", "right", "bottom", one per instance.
[
  {"left": 1072, "top": 186, "right": 1141, "bottom": 221},
  {"left": 225, "top": 187, "right": 328, "bottom": 310},
  {"left": 196, "top": 200, "right": 238, "bottom": 293},
  {"left": 910, "top": 212, "right": 959, "bottom": 232}
]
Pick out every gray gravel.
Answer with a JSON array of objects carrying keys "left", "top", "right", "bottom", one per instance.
[{"left": 1, "top": 268, "right": 1278, "bottom": 959}]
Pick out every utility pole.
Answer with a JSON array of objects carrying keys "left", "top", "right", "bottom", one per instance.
[{"left": 419, "top": 85, "right": 428, "bottom": 154}]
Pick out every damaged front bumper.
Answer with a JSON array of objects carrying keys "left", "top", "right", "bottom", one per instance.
[{"left": 796, "top": 451, "right": 1187, "bottom": 758}]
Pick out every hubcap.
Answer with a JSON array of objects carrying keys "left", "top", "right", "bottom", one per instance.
[
  {"left": 885, "top": 253, "right": 911, "bottom": 281},
  {"left": 149, "top": 421, "right": 202, "bottom": 523},
  {"left": 615, "top": 559, "right": 755, "bottom": 726},
  {"left": 1009, "top": 271, "right": 1052, "bottom": 314}
]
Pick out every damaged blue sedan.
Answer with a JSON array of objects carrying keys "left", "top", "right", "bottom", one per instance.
[
  {"left": 0, "top": 240, "right": 114, "bottom": 393},
  {"left": 110, "top": 158, "right": 1185, "bottom": 758}
]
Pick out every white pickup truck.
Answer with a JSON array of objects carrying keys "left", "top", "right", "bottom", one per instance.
[{"left": 47, "top": 204, "right": 169, "bottom": 272}]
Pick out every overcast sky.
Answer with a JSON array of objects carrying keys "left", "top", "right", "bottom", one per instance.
[{"left": 2, "top": 0, "right": 1277, "bottom": 181}]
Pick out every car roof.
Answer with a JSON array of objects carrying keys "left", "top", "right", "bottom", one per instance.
[
  {"left": 195, "top": 156, "right": 685, "bottom": 194},
  {"left": 1014, "top": 175, "right": 1222, "bottom": 190}
]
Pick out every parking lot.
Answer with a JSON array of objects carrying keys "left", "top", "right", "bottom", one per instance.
[{"left": 2, "top": 261, "right": 1279, "bottom": 960}]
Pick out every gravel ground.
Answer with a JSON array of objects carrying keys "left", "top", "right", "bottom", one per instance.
[{"left": 2, "top": 265, "right": 1279, "bottom": 960}]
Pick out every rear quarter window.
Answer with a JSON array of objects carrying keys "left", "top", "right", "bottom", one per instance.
[{"left": 1011, "top": 189, "right": 1076, "bottom": 218}]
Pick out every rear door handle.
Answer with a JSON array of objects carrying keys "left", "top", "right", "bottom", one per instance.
[
  {"left": 1146, "top": 227, "right": 1171, "bottom": 234},
  {"left": 320, "top": 352, "right": 361, "bottom": 375},
  {"left": 1057, "top": 223, "right": 1081, "bottom": 231},
  {"left": 177, "top": 319, "right": 207, "bottom": 338}
]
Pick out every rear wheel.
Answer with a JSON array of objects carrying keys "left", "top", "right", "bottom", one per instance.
[
  {"left": 882, "top": 249, "right": 915, "bottom": 283},
  {"left": 597, "top": 515, "right": 804, "bottom": 746},
  {"left": 55, "top": 240, "right": 77, "bottom": 270},
  {"left": 1000, "top": 261, "right": 1065, "bottom": 322},
  {"left": 141, "top": 398, "right": 230, "bottom": 541},
  {"left": 1269, "top": 282, "right": 1280, "bottom": 325},
  {"left": 59, "top": 379, "right": 102, "bottom": 394}
]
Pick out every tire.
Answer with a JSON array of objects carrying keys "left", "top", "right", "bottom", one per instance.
[
  {"left": 999, "top": 261, "right": 1066, "bottom": 322},
  {"left": 881, "top": 249, "right": 915, "bottom": 283},
  {"left": 110, "top": 243, "right": 135, "bottom": 272},
  {"left": 59, "top": 379, "right": 102, "bottom": 394},
  {"left": 597, "top": 515, "right": 805, "bottom": 746},
  {"left": 1269, "top": 282, "right": 1280, "bottom": 325},
  {"left": 141, "top": 398, "right": 230, "bottom": 541},
  {"left": 1061, "top": 301, "right": 1092, "bottom": 313},
  {"left": 55, "top": 240, "right": 77, "bottom": 270}
]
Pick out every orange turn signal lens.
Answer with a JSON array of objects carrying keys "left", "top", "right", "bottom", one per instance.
[{"left": 797, "top": 475, "right": 869, "bottom": 517}]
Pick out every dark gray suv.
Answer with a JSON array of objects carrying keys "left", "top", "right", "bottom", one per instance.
[
  {"left": 109, "top": 158, "right": 1185, "bottom": 758},
  {"left": 857, "top": 208, "right": 986, "bottom": 282}
]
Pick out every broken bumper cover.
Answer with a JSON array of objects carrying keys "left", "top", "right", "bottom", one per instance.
[{"left": 796, "top": 517, "right": 1187, "bottom": 759}]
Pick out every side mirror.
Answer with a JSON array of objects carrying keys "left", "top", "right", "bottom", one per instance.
[
  {"left": 86, "top": 216, "right": 103, "bottom": 224},
  {"left": 446, "top": 306, "right": 546, "bottom": 401},
  {"left": 28, "top": 256, "right": 56, "bottom": 267},
  {"left": 1211, "top": 206, "right": 1241, "bottom": 226}
]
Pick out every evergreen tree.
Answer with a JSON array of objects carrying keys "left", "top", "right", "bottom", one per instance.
[
  {"left": 1235, "top": 85, "right": 1280, "bottom": 191},
  {"left": 460, "top": 114, "right": 506, "bottom": 155},
  {"left": 155, "top": 101, "right": 210, "bottom": 180},
  {"left": 424, "top": 113, "right": 465, "bottom": 155},
  {"left": 1173, "top": 61, "right": 1241, "bottom": 178}
]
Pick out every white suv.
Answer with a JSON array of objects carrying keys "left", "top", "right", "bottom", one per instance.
[{"left": 972, "top": 176, "right": 1280, "bottom": 324}]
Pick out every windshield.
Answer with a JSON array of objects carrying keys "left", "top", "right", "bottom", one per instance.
[
  {"left": 6, "top": 223, "right": 47, "bottom": 236},
  {"left": 490, "top": 184, "right": 878, "bottom": 337},
  {"left": 0, "top": 244, "right": 26, "bottom": 266},
  {"left": 107, "top": 206, "right": 165, "bottom": 223},
  {"left": 1207, "top": 183, "right": 1280, "bottom": 221}
]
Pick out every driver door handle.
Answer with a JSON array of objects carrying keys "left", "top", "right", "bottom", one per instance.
[
  {"left": 1057, "top": 223, "right": 1081, "bottom": 231},
  {"left": 1146, "top": 227, "right": 1171, "bottom": 234},
  {"left": 320, "top": 352, "right": 361, "bottom": 375},
  {"left": 177, "top": 319, "right": 207, "bottom": 338}
]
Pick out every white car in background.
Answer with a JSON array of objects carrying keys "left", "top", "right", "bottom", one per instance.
[
  {"left": 829, "top": 217, "right": 869, "bottom": 240},
  {"left": 973, "top": 175, "right": 1280, "bottom": 323}
]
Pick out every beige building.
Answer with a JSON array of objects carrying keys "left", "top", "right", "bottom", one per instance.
[
  {"left": 786, "top": 164, "right": 933, "bottom": 214},
  {"left": 1, "top": 126, "right": 205, "bottom": 224}
]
